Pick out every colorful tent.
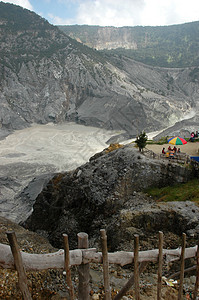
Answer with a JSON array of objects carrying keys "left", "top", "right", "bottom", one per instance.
[{"left": 167, "top": 136, "right": 187, "bottom": 145}]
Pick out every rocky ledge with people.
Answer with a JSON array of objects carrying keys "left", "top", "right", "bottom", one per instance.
[{"left": 24, "top": 143, "right": 199, "bottom": 251}]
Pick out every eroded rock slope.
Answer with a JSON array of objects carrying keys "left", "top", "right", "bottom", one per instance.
[{"left": 1, "top": 3, "right": 199, "bottom": 139}]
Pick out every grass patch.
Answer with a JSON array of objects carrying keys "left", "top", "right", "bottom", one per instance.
[
  {"left": 146, "top": 136, "right": 169, "bottom": 145},
  {"left": 192, "top": 138, "right": 199, "bottom": 142},
  {"left": 146, "top": 136, "right": 196, "bottom": 145},
  {"left": 146, "top": 178, "right": 199, "bottom": 205}
]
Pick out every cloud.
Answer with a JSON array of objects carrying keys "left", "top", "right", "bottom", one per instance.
[
  {"left": 48, "top": 13, "right": 71, "bottom": 25},
  {"left": 1, "top": 0, "right": 33, "bottom": 10},
  {"left": 68, "top": 0, "right": 199, "bottom": 27},
  {"left": 46, "top": 1, "right": 80, "bottom": 25},
  {"left": 141, "top": 0, "right": 199, "bottom": 26},
  {"left": 76, "top": 0, "right": 145, "bottom": 26},
  {"left": 45, "top": 0, "right": 145, "bottom": 26},
  {"left": 6, "top": 0, "right": 197, "bottom": 27}
]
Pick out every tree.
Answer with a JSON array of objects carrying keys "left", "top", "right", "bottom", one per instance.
[{"left": 135, "top": 131, "right": 148, "bottom": 152}]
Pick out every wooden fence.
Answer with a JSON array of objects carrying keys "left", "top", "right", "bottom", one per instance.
[
  {"left": 144, "top": 148, "right": 191, "bottom": 164},
  {"left": 0, "top": 230, "right": 199, "bottom": 300}
]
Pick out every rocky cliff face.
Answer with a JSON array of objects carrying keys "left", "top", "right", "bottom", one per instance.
[
  {"left": 59, "top": 25, "right": 139, "bottom": 50},
  {"left": 25, "top": 144, "right": 198, "bottom": 250},
  {"left": 59, "top": 23, "right": 199, "bottom": 68},
  {"left": 1, "top": 3, "right": 199, "bottom": 139}
]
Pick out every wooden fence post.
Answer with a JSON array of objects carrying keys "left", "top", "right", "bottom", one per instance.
[
  {"left": 193, "top": 240, "right": 199, "bottom": 300},
  {"left": 113, "top": 262, "right": 148, "bottom": 300},
  {"left": 6, "top": 231, "right": 32, "bottom": 300},
  {"left": 178, "top": 233, "right": 186, "bottom": 300},
  {"left": 100, "top": 229, "right": 111, "bottom": 300},
  {"left": 134, "top": 234, "right": 140, "bottom": 300},
  {"left": 157, "top": 231, "right": 163, "bottom": 300},
  {"left": 77, "top": 232, "right": 90, "bottom": 300},
  {"left": 63, "top": 234, "right": 75, "bottom": 300}
]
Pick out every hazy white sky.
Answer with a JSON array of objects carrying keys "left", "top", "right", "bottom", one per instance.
[{"left": 2, "top": 0, "right": 199, "bottom": 27}]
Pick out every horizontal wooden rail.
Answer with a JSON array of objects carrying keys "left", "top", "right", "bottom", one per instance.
[{"left": 0, "top": 243, "right": 197, "bottom": 271}]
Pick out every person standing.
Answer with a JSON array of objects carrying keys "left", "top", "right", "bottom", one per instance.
[{"left": 162, "top": 147, "right": 166, "bottom": 154}]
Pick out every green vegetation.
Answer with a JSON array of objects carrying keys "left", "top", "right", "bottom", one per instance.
[
  {"left": 101, "top": 22, "right": 199, "bottom": 68},
  {"left": 0, "top": 2, "right": 50, "bottom": 30},
  {"left": 135, "top": 131, "right": 148, "bottom": 152},
  {"left": 60, "top": 22, "right": 199, "bottom": 68},
  {"left": 147, "top": 136, "right": 169, "bottom": 145},
  {"left": 0, "top": 2, "right": 70, "bottom": 71},
  {"left": 147, "top": 136, "right": 192, "bottom": 145},
  {"left": 189, "top": 67, "right": 199, "bottom": 82},
  {"left": 59, "top": 25, "right": 100, "bottom": 45},
  {"left": 146, "top": 179, "right": 199, "bottom": 205},
  {"left": 0, "top": 2, "right": 108, "bottom": 75},
  {"left": 2, "top": 3, "right": 199, "bottom": 70}
]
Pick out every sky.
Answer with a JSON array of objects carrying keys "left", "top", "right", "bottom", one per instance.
[{"left": 1, "top": 0, "right": 199, "bottom": 27}]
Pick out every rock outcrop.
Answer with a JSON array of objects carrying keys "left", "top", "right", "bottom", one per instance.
[{"left": 25, "top": 145, "right": 198, "bottom": 250}]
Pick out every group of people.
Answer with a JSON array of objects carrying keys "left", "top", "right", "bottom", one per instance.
[
  {"left": 162, "top": 146, "right": 180, "bottom": 158},
  {"left": 189, "top": 131, "right": 198, "bottom": 142}
]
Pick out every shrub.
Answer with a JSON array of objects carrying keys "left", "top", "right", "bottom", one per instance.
[{"left": 135, "top": 131, "right": 148, "bottom": 152}]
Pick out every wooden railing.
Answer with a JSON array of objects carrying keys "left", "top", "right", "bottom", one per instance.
[
  {"left": 143, "top": 147, "right": 159, "bottom": 159},
  {"left": 144, "top": 148, "right": 191, "bottom": 164},
  {"left": 0, "top": 231, "right": 199, "bottom": 299}
]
